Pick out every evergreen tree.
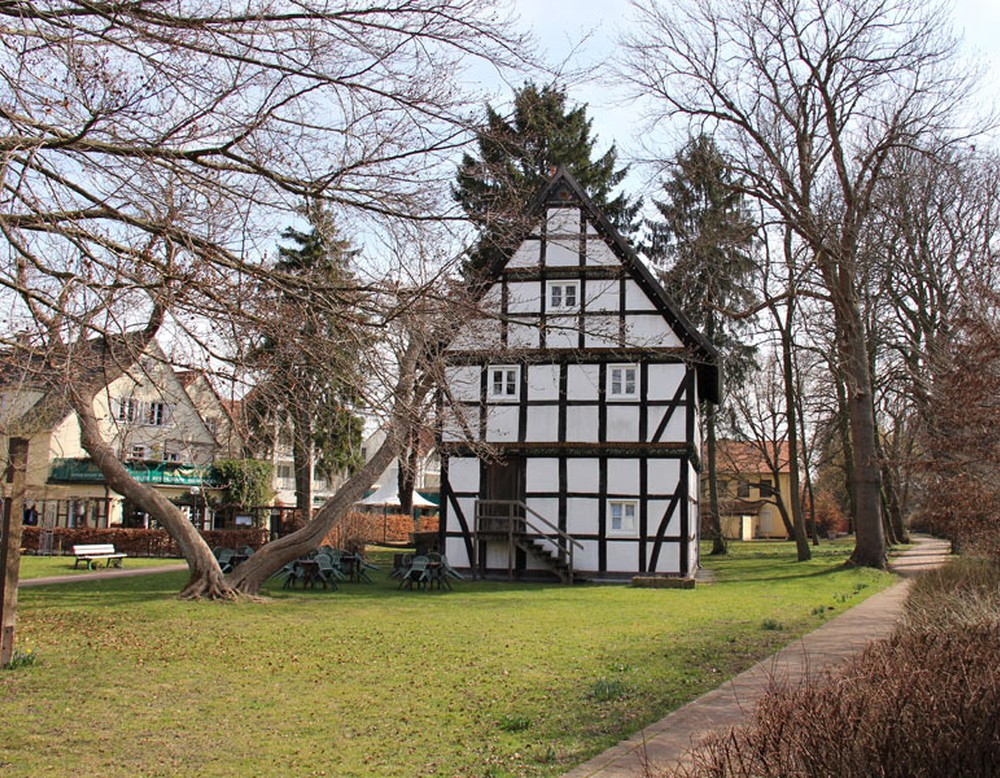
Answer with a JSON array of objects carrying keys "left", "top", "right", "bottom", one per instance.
[
  {"left": 247, "top": 208, "right": 365, "bottom": 518},
  {"left": 647, "top": 134, "right": 758, "bottom": 554},
  {"left": 454, "top": 82, "right": 640, "bottom": 277}
]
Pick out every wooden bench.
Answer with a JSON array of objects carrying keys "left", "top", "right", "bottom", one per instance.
[{"left": 72, "top": 544, "right": 127, "bottom": 570}]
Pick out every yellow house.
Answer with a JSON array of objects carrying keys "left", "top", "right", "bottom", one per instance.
[
  {"left": 0, "top": 343, "right": 235, "bottom": 530},
  {"left": 708, "top": 440, "right": 795, "bottom": 540}
]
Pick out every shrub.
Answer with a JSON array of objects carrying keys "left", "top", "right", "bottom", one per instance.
[
  {"left": 671, "top": 558, "right": 1000, "bottom": 778},
  {"left": 20, "top": 527, "right": 267, "bottom": 558},
  {"left": 322, "top": 511, "right": 440, "bottom": 550},
  {"left": 213, "top": 459, "right": 274, "bottom": 510}
]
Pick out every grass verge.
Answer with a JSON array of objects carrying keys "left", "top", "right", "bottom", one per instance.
[{"left": 0, "top": 540, "right": 890, "bottom": 777}]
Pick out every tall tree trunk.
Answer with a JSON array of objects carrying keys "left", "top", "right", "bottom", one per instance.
[
  {"left": 780, "top": 312, "right": 810, "bottom": 561},
  {"left": 833, "top": 365, "right": 856, "bottom": 532},
  {"left": 704, "top": 403, "right": 726, "bottom": 554},
  {"left": 397, "top": 421, "right": 418, "bottom": 517},
  {"left": 830, "top": 271, "right": 886, "bottom": 569},
  {"left": 291, "top": 410, "right": 314, "bottom": 521}
]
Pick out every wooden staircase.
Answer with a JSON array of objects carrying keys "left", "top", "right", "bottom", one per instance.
[{"left": 473, "top": 500, "right": 582, "bottom": 584}]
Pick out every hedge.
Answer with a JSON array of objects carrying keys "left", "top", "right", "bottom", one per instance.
[{"left": 20, "top": 527, "right": 269, "bottom": 558}]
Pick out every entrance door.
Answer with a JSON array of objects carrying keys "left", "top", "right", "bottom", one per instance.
[
  {"left": 484, "top": 456, "right": 524, "bottom": 504},
  {"left": 479, "top": 456, "right": 525, "bottom": 576}
]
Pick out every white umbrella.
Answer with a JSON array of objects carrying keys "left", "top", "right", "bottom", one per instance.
[{"left": 358, "top": 484, "right": 435, "bottom": 508}]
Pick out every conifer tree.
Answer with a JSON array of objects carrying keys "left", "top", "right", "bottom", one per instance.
[
  {"left": 647, "top": 134, "right": 758, "bottom": 554},
  {"left": 454, "top": 82, "right": 639, "bottom": 277},
  {"left": 246, "top": 209, "right": 365, "bottom": 518}
]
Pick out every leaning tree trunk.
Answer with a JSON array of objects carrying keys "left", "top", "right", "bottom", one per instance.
[
  {"left": 69, "top": 382, "right": 234, "bottom": 600},
  {"left": 226, "top": 340, "right": 429, "bottom": 595},
  {"left": 227, "top": 408, "right": 408, "bottom": 594}
]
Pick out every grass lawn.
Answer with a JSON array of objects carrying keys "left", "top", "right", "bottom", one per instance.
[
  {"left": 0, "top": 540, "right": 893, "bottom": 777},
  {"left": 16, "top": 556, "right": 186, "bottom": 580}
]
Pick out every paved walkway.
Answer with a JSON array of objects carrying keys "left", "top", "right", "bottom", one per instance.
[
  {"left": 563, "top": 535, "right": 952, "bottom": 778},
  {"left": 19, "top": 562, "right": 187, "bottom": 588}
]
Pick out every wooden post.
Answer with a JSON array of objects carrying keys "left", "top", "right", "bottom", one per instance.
[{"left": 1, "top": 438, "right": 29, "bottom": 666}]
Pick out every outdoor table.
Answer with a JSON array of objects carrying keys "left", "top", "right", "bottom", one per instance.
[
  {"left": 296, "top": 559, "right": 322, "bottom": 589},
  {"left": 229, "top": 553, "right": 249, "bottom": 569},
  {"left": 339, "top": 553, "right": 359, "bottom": 582}
]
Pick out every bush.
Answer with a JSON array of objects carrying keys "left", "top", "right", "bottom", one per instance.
[
  {"left": 20, "top": 527, "right": 268, "bottom": 557},
  {"left": 322, "top": 511, "right": 440, "bottom": 550},
  {"left": 672, "top": 558, "right": 1000, "bottom": 778}
]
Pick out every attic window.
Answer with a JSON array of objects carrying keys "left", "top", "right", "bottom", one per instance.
[{"left": 548, "top": 281, "right": 579, "bottom": 310}]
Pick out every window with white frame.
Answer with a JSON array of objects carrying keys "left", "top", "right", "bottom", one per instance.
[
  {"left": 145, "top": 401, "right": 169, "bottom": 426},
  {"left": 163, "top": 451, "right": 181, "bottom": 463},
  {"left": 547, "top": 281, "right": 579, "bottom": 310},
  {"left": 608, "top": 364, "right": 638, "bottom": 398},
  {"left": 128, "top": 444, "right": 149, "bottom": 461},
  {"left": 608, "top": 499, "right": 638, "bottom": 535},
  {"left": 488, "top": 365, "right": 520, "bottom": 400},
  {"left": 115, "top": 396, "right": 139, "bottom": 423}
]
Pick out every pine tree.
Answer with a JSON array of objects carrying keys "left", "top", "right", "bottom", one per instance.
[
  {"left": 454, "top": 82, "right": 639, "bottom": 277},
  {"left": 246, "top": 208, "right": 365, "bottom": 518},
  {"left": 647, "top": 134, "right": 758, "bottom": 554}
]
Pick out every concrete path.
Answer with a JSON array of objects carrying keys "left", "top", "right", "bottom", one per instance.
[
  {"left": 562, "top": 535, "right": 952, "bottom": 778},
  {"left": 19, "top": 562, "right": 187, "bottom": 588}
]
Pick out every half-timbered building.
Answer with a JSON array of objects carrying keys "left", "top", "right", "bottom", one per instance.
[{"left": 439, "top": 169, "right": 719, "bottom": 581}]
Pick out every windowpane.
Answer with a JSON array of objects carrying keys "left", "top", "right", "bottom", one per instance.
[
  {"left": 550, "top": 286, "right": 562, "bottom": 308},
  {"left": 564, "top": 284, "right": 577, "bottom": 307},
  {"left": 609, "top": 365, "right": 638, "bottom": 397},
  {"left": 609, "top": 500, "right": 638, "bottom": 533}
]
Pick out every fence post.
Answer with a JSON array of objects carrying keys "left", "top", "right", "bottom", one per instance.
[{"left": 1, "top": 438, "right": 29, "bottom": 666}]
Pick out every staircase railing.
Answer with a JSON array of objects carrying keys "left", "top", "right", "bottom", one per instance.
[{"left": 473, "top": 499, "right": 582, "bottom": 582}]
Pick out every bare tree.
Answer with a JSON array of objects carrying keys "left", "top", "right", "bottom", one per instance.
[
  {"left": 620, "top": 0, "right": 984, "bottom": 568},
  {"left": 0, "top": 1, "right": 531, "bottom": 598}
]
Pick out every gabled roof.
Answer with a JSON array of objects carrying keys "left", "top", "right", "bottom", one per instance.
[
  {"left": 716, "top": 440, "right": 791, "bottom": 475},
  {"left": 483, "top": 167, "right": 720, "bottom": 404}
]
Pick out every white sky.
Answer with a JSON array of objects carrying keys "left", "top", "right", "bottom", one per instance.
[{"left": 505, "top": 0, "right": 1000, "bottom": 202}]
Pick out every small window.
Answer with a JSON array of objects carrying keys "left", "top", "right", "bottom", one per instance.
[
  {"left": 608, "top": 365, "right": 638, "bottom": 398},
  {"left": 759, "top": 478, "right": 774, "bottom": 498},
  {"left": 163, "top": 451, "right": 181, "bottom": 463},
  {"left": 146, "top": 402, "right": 169, "bottom": 427},
  {"left": 737, "top": 479, "right": 750, "bottom": 498},
  {"left": 548, "top": 281, "right": 579, "bottom": 310},
  {"left": 608, "top": 500, "right": 638, "bottom": 535},
  {"left": 115, "top": 397, "right": 138, "bottom": 423},
  {"left": 488, "top": 365, "right": 519, "bottom": 400},
  {"left": 129, "top": 445, "right": 148, "bottom": 461}
]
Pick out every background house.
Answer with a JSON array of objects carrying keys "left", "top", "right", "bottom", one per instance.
[
  {"left": 0, "top": 343, "right": 241, "bottom": 531},
  {"left": 711, "top": 439, "right": 794, "bottom": 540},
  {"left": 439, "top": 169, "right": 719, "bottom": 581}
]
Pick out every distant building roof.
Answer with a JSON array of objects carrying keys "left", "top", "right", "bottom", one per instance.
[{"left": 715, "top": 440, "right": 791, "bottom": 475}]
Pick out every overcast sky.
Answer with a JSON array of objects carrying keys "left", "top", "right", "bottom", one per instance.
[{"left": 504, "top": 0, "right": 1000, "bottom": 201}]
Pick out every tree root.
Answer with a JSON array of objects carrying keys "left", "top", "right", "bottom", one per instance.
[{"left": 178, "top": 573, "right": 240, "bottom": 602}]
